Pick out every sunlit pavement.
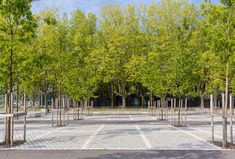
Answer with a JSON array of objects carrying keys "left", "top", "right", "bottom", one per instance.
[{"left": 1, "top": 112, "right": 235, "bottom": 159}]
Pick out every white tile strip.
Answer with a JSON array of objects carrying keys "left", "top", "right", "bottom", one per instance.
[
  {"left": 171, "top": 126, "right": 221, "bottom": 150},
  {"left": 190, "top": 127, "right": 222, "bottom": 139},
  {"left": 129, "top": 115, "right": 152, "bottom": 149},
  {"left": 135, "top": 125, "right": 153, "bottom": 149},
  {"left": 82, "top": 125, "right": 105, "bottom": 149}
]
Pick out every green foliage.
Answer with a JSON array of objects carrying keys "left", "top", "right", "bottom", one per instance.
[
  {"left": 63, "top": 10, "right": 98, "bottom": 101},
  {"left": 0, "top": 0, "right": 234, "bottom": 106},
  {"left": 0, "top": 0, "right": 36, "bottom": 95}
]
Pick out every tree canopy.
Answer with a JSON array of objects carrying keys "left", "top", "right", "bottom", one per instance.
[{"left": 0, "top": 0, "right": 234, "bottom": 109}]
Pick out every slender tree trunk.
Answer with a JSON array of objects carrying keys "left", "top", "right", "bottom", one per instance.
[
  {"left": 59, "top": 85, "right": 61, "bottom": 109},
  {"left": 184, "top": 98, "right": 187, "bottom": 126},
  {"left": 45, "top": 82, "right": 48, "bottom": 114},
  {"left": 67, "top": 98, "right": 70, "bottom": 109},
  {"left": 9, "top": 92, "right": 13, "bottom": 145},
  {"left": 5, "top": 93, "right": 8, "bottom": 143},
  {"left": 8, "top": 41, "right": 13, "bottom": 122},
  {"left": 7, "top": 29, "right": 14, "bottom": 144},
  {"left": 62, "top": 95, "right": 65, "bottom": 109},
  {"left": 173, "top": 98, "right": 176, "bottom": 125},
  {"left": 178, "top": 98, "right": 181, "bottom": 126},
  {"left": 23, "top": 93, "right": 27, "bottom": 142},
  {"left": 141, "top": 96, "right": 144, "bottom": 108},
  {"left": 150, "top": 94, "right": 153, "bottom": 108},
  {"left": 16, "top": 84, "right": 19, "bottom": 117},
  {"left": 171, "top": 98, "right": 173, "bottom": 125},
  {"left": 200, "top": 95, "right": 204, "bottom": 109},
  {"left": 180, "top": 98, "right": 183, "bottom": 125},
  {"left": 160, "top": 96, "right": 166, "bottom": 120},
  {"left": 52, "top": 97, "right": 55, "bottom": 109},
  {"left": 40, "top": 93, "right": 44, "bottom": 108},
  {"left": 222, "top": 62, "right": 229, "bottom": 147},
  {"left": 111, "top": 83, "right": 114, "bottom": 108},
  {"left": 32, "top": 96, "right": 35, "bottom": 107},
  {"left": 225, "top": 62, "right": 229, "bottom": 114},
  {"left": 214, "top": 91, "right": 218, "bottom": 112},
  {"left": 210, "top": 94, "right": 214, "bottom": 142},
  {"left": 122, "top": 96, "right": 126, "bottom": 110},
  {"left": 111, "top": 93, "right": 114, "bottom": 108},
  {"left": 222, "top": 92, "right": 227, "bottom": 147},
  {"left": 45, "top": 93, "right": 48, "bottom": 114},
  {"left": 229, "top": 94, "right": 233, "bottom": 144},
  {"left": 84, "top": 99, "right": 89, "bottom": 115}
]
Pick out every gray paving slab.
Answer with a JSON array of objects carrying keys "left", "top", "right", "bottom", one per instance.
[
  {"left": 138, "top": 125, "right": 221, "bottom": 150},
  {"left": 87, "top": 125, "right": 147, "bottom": 150},
  {"left": 0, "top": 113, "right": 233, "bottom": 151},
  {"left": 1, "top": 150, "right": 235, "bottom": 159}
]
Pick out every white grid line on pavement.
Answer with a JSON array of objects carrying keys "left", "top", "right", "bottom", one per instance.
[
  {"left": 189, "top": 127, "right": 223, "bottom": 139},
  {"left": 27, "top": 126, "right": 65, "bottom": 142},
  {"left": 82, "top": 125, "right": 105, "bottom": 149},
  {"left": 135, "top": 125, "right": 153, "bottom": 149},
  {"left": 171, "top": 126, "right": 221, "bottom": 150},
  {"left": 129, "top": 115, "right": 153, "bottom": 149}
]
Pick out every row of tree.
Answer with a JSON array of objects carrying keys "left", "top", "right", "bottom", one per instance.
[
  {"left": 0, "top": 0, "right": 234, "bottom": 147},
  {"left": 0, "top": 0, "right": 234, "bottom": 109}
]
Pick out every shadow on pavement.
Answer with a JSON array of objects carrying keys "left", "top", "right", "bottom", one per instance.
[
  {"left": 1, "top": 150, "right": 234, "bottom": 159},
  {"left": 82, "top": 150, "right": 229, "bottom": 159}
]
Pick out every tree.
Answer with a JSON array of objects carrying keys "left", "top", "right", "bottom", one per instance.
[
  {"left": 90, "top": 4, "right": 147, "bottom": 109},
  {"left": 199, "top": 0, "right": 235, "bottom": 147},
  {"left": 0, "top": 0, "right": 36, "bottom": 144},
  {"left": 64, "top": 10, "right": 98, "bottom": 106}
]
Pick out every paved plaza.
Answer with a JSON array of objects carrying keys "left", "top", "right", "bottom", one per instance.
[
  {"left": 1, "top": 111, "right": 235, "bottom": 158},
  {"left": 1, "top": 112, "right": 234, "bottom": 150}
]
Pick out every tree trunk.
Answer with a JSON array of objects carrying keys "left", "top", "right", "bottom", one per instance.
[
  {"left": 55, "top": 97, "right": 58, "bottom": 109},
  {"left": 32, "top": 97, "right": 35, "bottom": 107},
  {"left": 111, "top": 83, "right": 114, "bottom": 108},
  {"left": 58, "top": 85, "right": 61, "bottom": 109},
  {"left": 225, "top": 62, "right": 229, "bottom": 114},
  {"left": 84, "top": 100, "right": 88, "bottom": 108},
  {"left": 67, "top": 98, "right": 70, "bottom": 108},
  {"left": 141, "top": 96, "right": 145, "bottom": 108},
  {"left": 16, "top": 84, "right": 19, "bottom": 115},
  {"left": 180, "top": 98, "right": 183, "bottom": 125},
  {"left": 62, "top": 95, "right": 65, "bottom": 109},
  {"left": 178, "top": 98, "right": 181, "bottom": 126},
  {"left": 222, "top": 92, "right": 227, "bottom": 147},
  {"left": 210, "top": 94, "right": 214, "bottom": 142},
  {"left": 160, "top": 96, "right": 166, "bottom": 120},
  {"left": 214, "top": 91, "right": 218, "bottom": 112},
  {"left": 7, "top": 92, "right": 13, "bottom": 144},
  {"left": 111, "top": 93, "right": 114, "bottom": 108},
  {"left": 23, "top": 94, "right": 27, "bottom": 142},
  {"left": 170, "top": 98, "right": 173, "bottom": 125},
  {"left": 229, "top": 94, "right": 233, "bottom": 144},
  {"left": 222, "top": 62, "right": 229, "bottom": 148},
  {"left": 150, "top": 94, "right": 153, "bottom": 108},
  {"left": 40, "top": 93, "right": 42, "bottom": 108},
  {"left": 200, "top": 95, "right": 204, "bottom": 109},
  {"left": 7, "top": 29, "right": 14, "bottom": 144},
  {"left": 45, "top": 93, "right": 48, "bottom": 114},
  {"left": 81, "top": 100, "right": 84, "bottom": 108},
  {"left": 52, "top": 97, "right": 55, "bottom": 109},
  {"left": 122, "top": 96, "right": 126, "bottom": 110},
  {"left": 184, "top": 98, "right": 187, "bottom": 126},
  {"left": 5, "top": 93, "right": 8, "bottom": 142}
]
